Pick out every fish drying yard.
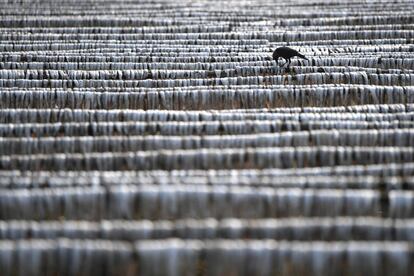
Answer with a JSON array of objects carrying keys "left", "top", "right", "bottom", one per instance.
[{"left": 1, "top": 0, "right": 414, "bottom": 275}]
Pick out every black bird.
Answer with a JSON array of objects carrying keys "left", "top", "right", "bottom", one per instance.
[{"left": 273, "top": 46, "right": 309, "bottom": 67}]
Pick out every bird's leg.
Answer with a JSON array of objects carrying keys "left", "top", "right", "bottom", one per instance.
[
  {"left": 277, "top": 57, "right": 285, "bottom": 67},
  {"left": 280, "top": 58, "right": 288, "bottom": 67},
  {"left": 287, "top": 58, "right": 291, "bottom": 68}
]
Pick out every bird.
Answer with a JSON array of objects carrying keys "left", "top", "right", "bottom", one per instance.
[{"left": 273, "top": 46, "right": 309, "bottom": 68}]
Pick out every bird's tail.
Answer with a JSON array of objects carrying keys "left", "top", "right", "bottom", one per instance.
[{"left": 297, "top": 53, "right": 309, "bottom": 61}]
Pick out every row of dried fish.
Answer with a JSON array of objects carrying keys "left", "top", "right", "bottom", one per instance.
[
  {"left": 1, "top": 162, "right": 413, "bottom": 185},
  {"left": 1, "top": 8, "right": 411, "bottom": 25},
  {"left": 1, "top": 217, "right": 414, "bottom": 241},
  {"left": 1, "top": 129, "right": 414, "bottom": 155},
  {"left": 2, "top": 101, "right": 411, "bottom": 119},
  {"left": 2, "top": 30, "right": 414, "bottom": 41},
  {"left": 3, "top": 54, "right": 412, "bottom": 70},
  {"left": 3, "top": 23, "right": 414, "bottom": 34},
  {"left": 0, "top": 146, "right": 413, "bottom": 170},
  {"left": 0, "top": 173, "right": 412, "bottom": 190},
  {"left": 1, "top": 38, "right": 411, "bottom": 52},
  {"left": 1, "top": 86, "right": 413, "bottom": 109},
  {"left": 0, "top": 67, "right": 413, "bottom": 81},
  {"left": 1, "top": 42, "right": 412, "bottom": 57},
  {"left": 1, "top": 121, "right": 413, "bottom": 137},
  {"left": 1, "top": 73, "right": 412, "bottom": 88},
  {"left": 0, "top": 239, "right": 411, "bottom": 276},
  {"left": 2, "top": 103, "right": 413, "bottom": 120},
  {"left": 1, "top": 61, "right": 413, "bottom": 73},
  {"left": 0, "top": 185, "right": 412, "bottom": 219},
  {"left": 2, "top": 54, "right": 414, "bottom": 70}
]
